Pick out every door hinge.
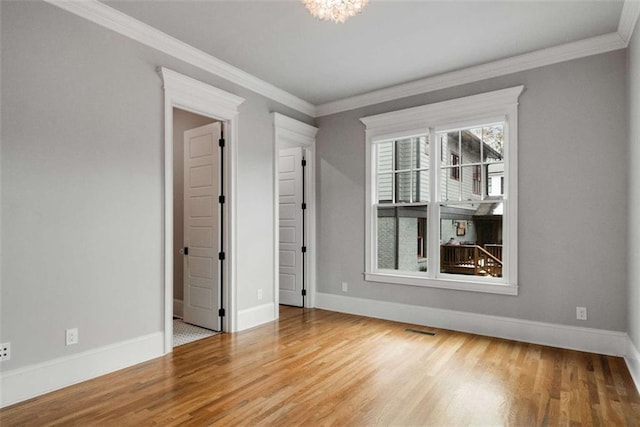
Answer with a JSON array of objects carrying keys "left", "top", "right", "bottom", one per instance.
[
  {"left": 182, "top": 247, "right": 189, "bottom": 255},
  {"left": 301, "top": 159, "right": 307, "bottom": 167},
  {"left": 301, "top": 246, "right": 307, "bottom": 253},
  {"left": 301, "top": 289, "right": 307, "bottom": 296},
  {"left": 218, "top": 308, "right": 225, "bottom": 317},
  {"left": 219, "top": 252, "right": 226, "bottom": 260},
  {"left": 219, "top": 138, "right": 225, "bottom": 147},
  {"left": 301, "top": 202, "right": 307, "bottom": 210},
  {"left": 219, "top": 195, "right": 225, "bottom": 204}
]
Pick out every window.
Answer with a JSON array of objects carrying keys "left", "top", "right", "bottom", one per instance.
[
  {"left": 376, "top": 137, "right": 429, "bottom": 272},
  {"left": 472, "top": 165, "right": 481, "bottom": 195},
  {"left": 450, "top": 153, "right": 460, "bottom": 180},
  {"left": 362, "top": 86, "right": 522, "bottom": 295}
]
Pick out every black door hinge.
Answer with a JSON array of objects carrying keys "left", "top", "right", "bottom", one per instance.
[
  {"left": 302, "top": 159, "right": 307, "bottom": 167},
  {"left": 219, "top": 195, "right": 226, "bottom": 204},
  {"left": 219, "top": 252, "right": 226, "bottom": 260},
  {"left": 183, "top": 247, "right": 189, "bottom": 255},
  {"left": 301, "top": 246, "right": 307, "bottom": 253},
  {"left": 301, "top": 289, "right": 307, "bottom": 296},
  {"left": 301, "top": 202, "right": 307, "bottom": 210},
  {"left": 218, "top": 308, "right": 225, "bottom": 317},
  {"left": 219, "top": 138, "right": 225, "bottom": 147}
]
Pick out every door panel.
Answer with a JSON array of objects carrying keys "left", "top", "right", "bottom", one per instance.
[
  {"left": 279, "top": 147, "right": 304, "bottom": 306},
  {"left": 184, "top": 122, "right": 221, "bottom": 331}
]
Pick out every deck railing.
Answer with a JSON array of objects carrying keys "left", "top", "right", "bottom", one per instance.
[{"left": 440, "top": 244, "right": 503, "bottom": 277}]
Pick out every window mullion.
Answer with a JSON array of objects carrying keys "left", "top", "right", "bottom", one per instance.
[{"left": 428, "top": 127, "right": 438, "bottom": 277}]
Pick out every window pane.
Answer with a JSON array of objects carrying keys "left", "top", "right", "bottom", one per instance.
[
  {"left": 439, "top": 202, "right": 503, "bottom": 278},
  {"left": 415, "top": 169, "right": 430, "bottom": 202},
  {"left": 461, "top": 165, "right": 482, "bottom": 201},
  {"left": 459, "top": 129, "right": 482, "bottom": 166},
  {"left": 486, "top": 163, "right": 504, "bottom": 197},
  {"left": 396, "top": 138, "right": 415, "bottom": 171},
  {"left": 377, "top": 206, "right": 428, "bottom": 272},
  {"left": 377, "top": 173, "right": 393, "bottom": 203},
  {"left": 482, "top": 125, "right": 504, "bottom": 163},
  {"left": 396, "top": 171, "right": 413, "bottom": 203},
  {"left": 440, "top": 132, "right": 458, "bottom": 166},
  {"left": 377, "top": 142, "right": 394, "bottom": 173},
  {"left": 440, "top": 166, "right": 461, "bottom": 202}
]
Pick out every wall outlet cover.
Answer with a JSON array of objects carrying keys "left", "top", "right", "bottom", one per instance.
[{"left": 0, "top": 342, "right": 10, "bottom": 361}]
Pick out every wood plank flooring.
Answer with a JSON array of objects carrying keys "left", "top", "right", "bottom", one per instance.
[{"left": 2, "top": 307, "right": 639, "bottom": 426}]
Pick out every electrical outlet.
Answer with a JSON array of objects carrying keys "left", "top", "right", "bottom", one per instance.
[
  {"left": 0, "top": 342, "right": 10, "bottom": 361},
  {"left": 66, "top": 328, "right": 79, "bottom": 346},
  {"left": 257, "top": 289, "right": 263, "bottom": 300},
  {"left": 341, "top": 282, "right": 348, "bottom": 292},
  {"left": 576, "top": 307, "right": 587, "bottom": 320}
]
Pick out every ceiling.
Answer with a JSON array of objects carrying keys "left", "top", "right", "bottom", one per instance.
[{"left": 106, "top": 1, "right": 624, "bottom": 106}]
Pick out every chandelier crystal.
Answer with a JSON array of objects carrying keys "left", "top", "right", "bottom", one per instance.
[{"left": 302, "top": 0, "right": 370, "bottom": 24}]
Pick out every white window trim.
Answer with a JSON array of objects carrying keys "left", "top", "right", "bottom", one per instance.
[{"left": 361, "top": 86, "right": 523, "bottom": 296}]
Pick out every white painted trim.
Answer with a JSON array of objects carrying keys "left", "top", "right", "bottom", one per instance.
[
  {"left": 161, "top": 68, "right": 244, "bottom": 353},
  {"left": 173, "top": 299, "right": 184, "bottom": 319},
  {"left": 364, "top": 273, "right": 518, "bottom": 296},
  {"left": 316, "top": 33, "right": 625, "bottom": 117},
  {"left": 273, "top": 113, "right": 318, "bottom": 313},
  {"left": 625, "top": 336, "right": 640, "bottom": 394},
  {"left": 237, "top": 303, "right": 276, "bottom": 331},
  {"left": 44, "top": 0, "right": 632, "bottom": 119},
  {"left": 618, "top": 0, "right": 640, "bottom": 45},
  {"left": 362, "top": 87, "right": 522, "bottom": 293},
  {"left": 316, "top": 293, "right": 628, "bottom": 357},
  {"left": 43, "top": 0, "right": 315, "bottom": 117},
  {"left": 0, "top": 332, "right": 163, "bottom": 408}
]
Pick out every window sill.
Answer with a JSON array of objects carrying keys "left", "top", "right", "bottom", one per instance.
[{"left": 364, "top": 272, "right": 518, "bottom": 296}]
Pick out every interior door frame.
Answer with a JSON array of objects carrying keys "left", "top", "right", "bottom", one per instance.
[
  {"left": 161, "top": 68, "right": 245, "bottom": 353},
  {"left": 273, "top": 113, "right": 318, "bottom": 316}
]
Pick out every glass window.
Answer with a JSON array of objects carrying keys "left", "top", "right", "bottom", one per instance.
[{"left": 363, "top": 86, "right": 522, "bottom": 295}]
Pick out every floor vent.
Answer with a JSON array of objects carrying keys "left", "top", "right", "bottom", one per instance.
[{"left": 405, "top": 328, "right": 436, "bottom": 336}]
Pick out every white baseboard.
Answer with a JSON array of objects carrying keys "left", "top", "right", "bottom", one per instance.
[
  {"left": 173, "top": 298, "right": 184, "bottom": 318},
  {"left": 237, "top": 302, "right": 275, "bottom": 331},
  {"left": 316, "top": 293, "right": 627, "bottom": 357},
  {"left": 0, "top": 332, "right": 164, "bottom": 408},
  {"left": 625, "top": 336, "right": 640, "bottom": 393}
]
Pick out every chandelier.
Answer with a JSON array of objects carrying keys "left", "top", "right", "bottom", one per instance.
[{"left": 302, "top": 0, "right": 370, "bottom": 24}]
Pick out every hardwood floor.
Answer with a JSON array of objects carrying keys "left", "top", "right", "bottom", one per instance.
[{"left": 2, "top": 307, "right": 639, "bottom": 426}]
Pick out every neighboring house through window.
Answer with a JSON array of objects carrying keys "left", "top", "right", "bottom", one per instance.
[{"left": 362, "top": 86, "right": 522, "bottom": 295}]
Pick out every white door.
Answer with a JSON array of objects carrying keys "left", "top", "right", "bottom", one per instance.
[
  {"left": 183, "top": 122, "right": 221, "bottom": 331},
  {"left": 279, "top": 147, "right": 305, "bottom": 306}
]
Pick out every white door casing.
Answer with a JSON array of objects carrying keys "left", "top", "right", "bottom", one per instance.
[
  {"left": 183, "top": 122, "right": 221, "bottom": 330},
  {"left": 273, "top": 113, "right": 318, "bottom": 314},
  {"left": 162, "top": 67, "right": 244, "bottom": 353},
  {"left": 279, "top": 147, "right": 304, "bottom": 306}
]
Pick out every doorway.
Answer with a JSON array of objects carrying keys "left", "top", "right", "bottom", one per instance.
[
  {"left": 273, "top": 113, "right": 318, "bottom": 313},
  {"left": 161, "top": 67, "right": 245, "bottom": 353},
  {"left": 172, "top": 109, "right": 220, "bottom": 346}
]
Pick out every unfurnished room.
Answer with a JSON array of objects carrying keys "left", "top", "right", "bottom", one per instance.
[{"left": 1, "top": 0, "right": 640, "bottom": 425}]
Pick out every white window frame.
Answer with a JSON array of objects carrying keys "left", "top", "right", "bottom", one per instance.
[{"left": 361, "top": 86, "right": 523, "bottom": 295}]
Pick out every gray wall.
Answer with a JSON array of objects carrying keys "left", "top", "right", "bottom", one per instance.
[
  {"left": 172, "top": 109, "right": 216, "bottom": 302},
  {"left": 316, "top": 50, "right": 628, "bottom": 331},
  {"left": 0, "top": 1, "right": 312, "bottom": 370},
  {"left": 629, "top": 20, "right": 640, "bottom": 349}
]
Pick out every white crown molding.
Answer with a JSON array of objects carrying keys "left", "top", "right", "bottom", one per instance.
[
  {"left": 45, "top": 0, "right": 636, "bottom": 119},
  {"left": 43, "top": 0, "right": 316, "bottom": 118},
  {"left": 619, "top": 0, "right": 640, "bottom": 44},
  {"left": 316, "top": 32, "right": 626, "bottom": 117},
  {"left": 0, "top": 332, "right": 163, "bottom": 408},
  {"left": 316, "top": 293, "right": 628, "bottom": 357}
]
